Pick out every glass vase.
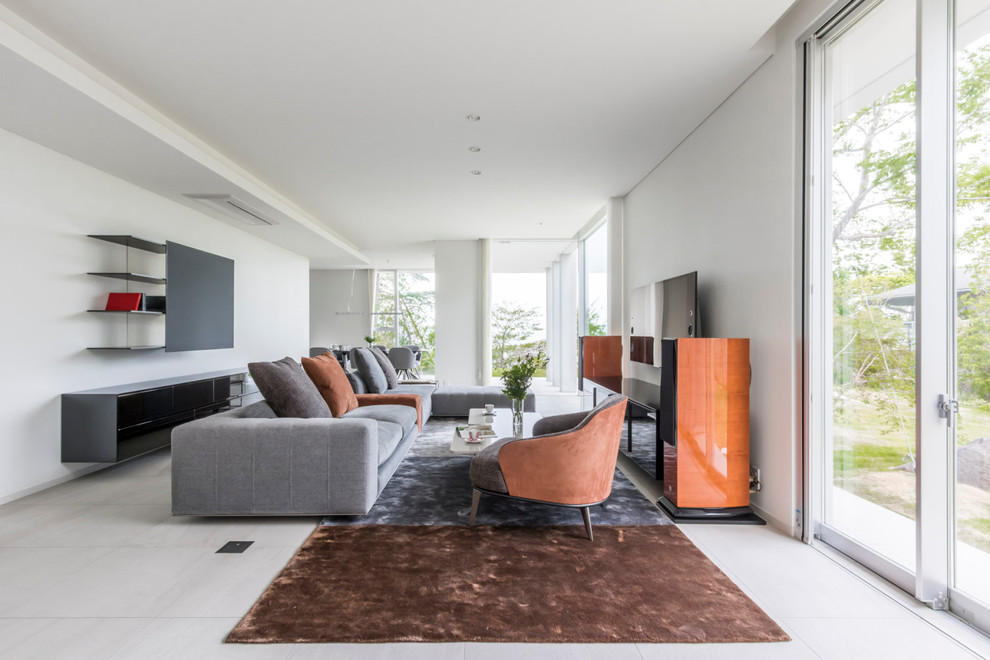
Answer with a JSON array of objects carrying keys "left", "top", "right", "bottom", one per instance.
[{"left": 511, "top": 398, "right": 525, "bottom": 437}]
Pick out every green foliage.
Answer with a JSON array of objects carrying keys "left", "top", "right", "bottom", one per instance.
[
  {"left": 395, "top": 273, "right": 436, "bottom": 372},
  {"left": 831, "top": 271, "right": 916, "bottom": 412},
  {"left": 587, "top": 307, "right": 606, "bottom": 336},
  {"left": 374, "top": 271, "right": 437, "bottom": 373},
  {"left": 500, "top": 349, "right": 548, "bottom": 400},
  {"left": 492, "top": 302, "right": 543, "bottom": 371},
  {"left": 830, "top": 44, "right": 990, "bottom": 450}
]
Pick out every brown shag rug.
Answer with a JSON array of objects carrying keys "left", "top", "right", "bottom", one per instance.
[{"left": 227, "top": 525, "right": 789, "bottom": 644}]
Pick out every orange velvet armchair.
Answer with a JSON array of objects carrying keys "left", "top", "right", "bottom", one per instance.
[{"left": 468, "top": 394, "right": 628, "bottom": 541}]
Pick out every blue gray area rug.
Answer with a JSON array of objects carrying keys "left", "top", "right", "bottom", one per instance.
[
  {"left": 625, "top": 417, "right": 659, "bottom": 476},
  {"left": 322, "top": 416, "right": 670, "bottom": 527}
]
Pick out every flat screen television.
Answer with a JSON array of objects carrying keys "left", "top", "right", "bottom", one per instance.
[{"left": 629, "top": 271, "right": 698, "bottom": 367}]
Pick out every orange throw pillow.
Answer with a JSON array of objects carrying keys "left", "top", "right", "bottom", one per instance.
[{"left": 301, "top": 352, "right": 359, "bottom": 417}]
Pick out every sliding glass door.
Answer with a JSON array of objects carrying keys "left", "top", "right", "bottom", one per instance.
[
  {"left": 809, "top": 0, "right": 990, "bottom": 632},
  {"left": 820, "top": 0, "right": 918, "bottom": 574},
  {"left": 954, "top": 0, "right": 990, "bottom": 614}
]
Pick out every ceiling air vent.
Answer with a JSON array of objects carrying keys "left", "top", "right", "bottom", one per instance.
[{"left": 183, "top": 194, "right": 279, "bottom": 226}]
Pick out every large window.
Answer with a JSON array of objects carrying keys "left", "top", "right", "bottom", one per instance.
[
  {"left": 491, "top": 272, "right": 547, "bottom": 377},
  {"left": 373, "top": 270, "right": 435, "bottom": 374},
  {"left": 808, "top": 0, "right": 990, "bottom": 632},
  {"left": 823, "top": 0, "right": 918, "bottom": 571},
  {"left": 953, "top": 0, "right": 990, "bottom": 609}
]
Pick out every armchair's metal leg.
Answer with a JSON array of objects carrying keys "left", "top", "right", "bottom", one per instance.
[
  {"left": 581, "top": 506, "right": 594, "bottom": 541},
  {"left": 470, "top": 489, "right": 481, "bottom": 525}
]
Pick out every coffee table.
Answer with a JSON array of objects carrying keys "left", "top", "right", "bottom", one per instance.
[{"left": 449, "top": 408, "right": 542, "bottom": 455}]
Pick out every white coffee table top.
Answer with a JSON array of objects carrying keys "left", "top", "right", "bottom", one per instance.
[{"left": 449, "top": 408, "right": 542, "bottom": 455}]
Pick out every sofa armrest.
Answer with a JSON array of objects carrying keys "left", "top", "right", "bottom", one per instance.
[
  {"left": 356, "top": 393, "right": 423, "bottom": 429},
  {"left": 171, "top": 415, "right": 380, "bottom": 515}
]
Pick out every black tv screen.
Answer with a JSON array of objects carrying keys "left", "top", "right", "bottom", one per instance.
[
  {"left": 629, "top": 271, "right": 698, "bottom": 366},
  {"left": 165, "top": 241, "right": 234, "bottom": 352}
]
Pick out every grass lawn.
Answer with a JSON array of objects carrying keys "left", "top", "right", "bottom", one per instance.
[{"left": 833, "top": 392, "right": 990, "bottom": 553}]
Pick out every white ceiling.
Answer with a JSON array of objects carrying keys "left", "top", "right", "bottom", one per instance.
[
  {"left": 492, "top": 240, "right": 576, "bottom": 273},
  {"left": 0, "top": 0, "right": 795, "bottom": 267}
]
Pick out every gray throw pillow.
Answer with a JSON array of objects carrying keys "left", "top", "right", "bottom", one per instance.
[
  {"left": 369, "top": 347, "right": 399, "bottom": 389},
  {"left": 248, "top": 356, "right": 332, "bottom": 418},
  {"left": 346, "top": 369, "right": 367, "bottom": 394},
  {"left": 353, "top": 347, "right": 388, "bottom": 394}
]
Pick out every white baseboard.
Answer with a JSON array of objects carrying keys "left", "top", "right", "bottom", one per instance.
[
  {"left": 751, "top": 501, "right": 797, "bottom": 538},
  {"left": 0, "top": 463, "right": 107, "bottom": 506}
]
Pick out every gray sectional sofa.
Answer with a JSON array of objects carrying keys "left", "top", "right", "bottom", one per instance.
[
  {"left": 171, "top": 375, "right": 536, "bottom": 517},
  {"left": 171, "top": 399, "right": 419, "bottom": 516}
]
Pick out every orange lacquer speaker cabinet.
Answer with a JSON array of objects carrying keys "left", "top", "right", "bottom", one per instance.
[{"left": 659, "top": 338, "right": 751, "bottom": 517}]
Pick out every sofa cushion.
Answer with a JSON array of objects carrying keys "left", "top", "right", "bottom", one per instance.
[
  {"left": 248, "top": 357, "right": 331, "bottom": 419},
  {"left": 369, "top": 347, "right": 399, "bottom": 389},
  {"left": 390, "top": 383, "right": 437, "bottom": 421},
  {"left": 301, "top": 352, "right": 359, "bottom": 417},
  {"left": 355, "top": 393, "right": 423, "bottom": 429},
  {"left": 375, "top": 421, "right": 404, "bottom": 467},
  {"left": 353, "top": 347, "right": 388, "bottom": 394},
  {"left": 342, "top": 404, "right": 418, "bottom": 437},
  {"left": 430, "top": 385, "right": 534, "bottom": 417}
]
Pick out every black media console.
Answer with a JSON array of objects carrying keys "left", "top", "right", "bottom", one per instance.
[{"left": 61, "top": 369, "right": 259, "bottom": 463}]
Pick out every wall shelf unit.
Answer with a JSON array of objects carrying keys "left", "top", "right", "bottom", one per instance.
[
  {"left": 88, "top": 234, "right": 167, "bottom": 253},
  {"left": 87, "top": 234, "right": 167, "bottom": 350},
  {"left": 85, "top": 234, "right": 233, "bottom": 352},
  {"left": 86, "top": 310, "right": 164, "bottom": 315},
  {"left": 87, "top": 271, "right": 167, "bottom": 285}
]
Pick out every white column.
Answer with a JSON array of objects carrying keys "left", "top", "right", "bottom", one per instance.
[
  {"left": 546, "top": 266, "right": 557, "bottom": 385},
  {"left": 559, "top": 248, "right": 579, "bottom": 392},
  {"left": 435, "top": 240, "right": 482, "bottom": 386},
  {"left": 479, "top": 238, "right": 492, "bottom": 385},
  {"left": 577, "top": 239, "right": 587, "bottom": 336},
  {"left": 606, "top": 196, "right": 624, "bottom": 336},
  {"left": 549, "top": 260, "right": 561, "bottom": 386}
]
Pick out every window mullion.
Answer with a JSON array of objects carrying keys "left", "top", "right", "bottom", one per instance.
[{"left": 914, "top": 0, "right": 954, "bottom": 606}]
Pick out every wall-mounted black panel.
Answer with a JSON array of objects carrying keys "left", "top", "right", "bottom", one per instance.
[{"left": 165, "top": 241, "right": 234, "bottom": 352}]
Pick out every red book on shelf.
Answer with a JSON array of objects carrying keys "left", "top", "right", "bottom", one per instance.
[{"left": 105, "top": 292, "right": 143, "bottom": 311}]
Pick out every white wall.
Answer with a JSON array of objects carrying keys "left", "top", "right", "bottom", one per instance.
[
  {"left": 434, "top": 240, "right": 482, "bottom": 386},
  {"left": 0, "top": 127, "right": 310, "bottom": 503},
  {"left": 310, "top": 269, "right": 371, "bottom": 349},
  {"left": 621, "top": 0, "right": 833, "bottom": 533}
]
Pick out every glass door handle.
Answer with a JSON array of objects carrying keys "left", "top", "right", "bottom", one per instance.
[{"left": 937, "top": 394, "right": 959, "bottom": 428}]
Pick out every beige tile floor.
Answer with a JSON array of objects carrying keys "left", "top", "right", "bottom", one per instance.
[{"left": 0, "top": 392, "right": 986, "bottom": 659}]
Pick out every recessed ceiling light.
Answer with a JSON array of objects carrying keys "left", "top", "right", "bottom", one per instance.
[
  {"left": 470, "top": 170, "right": 482, "bottom": 176},
  {"left": 466, "top": 114, "right": 481, "bottom": 121},
  {"left": 468, "top": 146, "right": 481, "bottom": 152}
]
